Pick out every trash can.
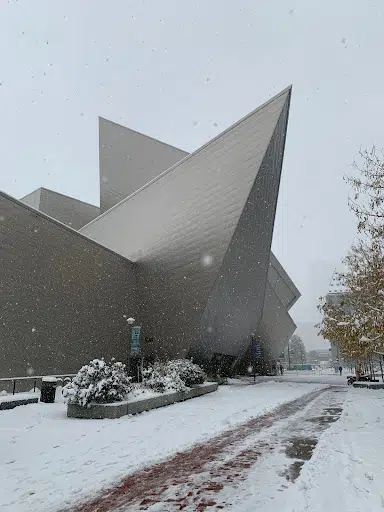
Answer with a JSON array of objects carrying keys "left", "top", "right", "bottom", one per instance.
[{"left": 40, "top": 376, "right": 57, "bottom": 403}]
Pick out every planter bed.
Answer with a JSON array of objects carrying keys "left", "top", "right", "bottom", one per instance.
[
  {"left": 67, "top": 382, "right": 218, "bottom": 419},
  {"left": 353, "top": 381, "right": 384, "bottom": 389}
]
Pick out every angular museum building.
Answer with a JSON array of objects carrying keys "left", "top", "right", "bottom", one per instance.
[{"left": 0, "top": 87, "right": 300, "bottom": 378}]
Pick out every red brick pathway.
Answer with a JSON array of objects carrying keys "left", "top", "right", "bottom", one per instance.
[{"left": 72, "top": 388, "right": 327, "bottom": 511}]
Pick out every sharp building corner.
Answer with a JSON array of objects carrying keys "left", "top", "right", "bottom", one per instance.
[{"left": 0, "top": 86, "right": 300, "bottom": 378}]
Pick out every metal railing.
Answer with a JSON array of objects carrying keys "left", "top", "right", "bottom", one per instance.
[{"left": 0, "top": 374, "right": 76, "bottom": 395}]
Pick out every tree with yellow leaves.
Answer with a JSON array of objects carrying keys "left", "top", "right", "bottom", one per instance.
[
  {"left": 318, "top": 147, "right": 384, "bottom": 363},
  {"left": 318, "top": 240, "right": 384, "bottom": 361}
]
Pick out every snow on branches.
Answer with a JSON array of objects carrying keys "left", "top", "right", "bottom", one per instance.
[
  {"left": 63, "top": 359, "right": 132, "bottom": 407},
  {"left": 63, "top": 358, "right": 207, "bottom": 407},
  {"left": 142, "top": 359, "right": 206, "bottom": 393},
  {"left": 319, "top": 146, "right": 384, "bottom": 362}
]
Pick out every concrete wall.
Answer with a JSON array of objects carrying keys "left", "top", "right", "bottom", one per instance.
[
  {"left": 99, "top": 118, "right": 188, "bottom": 213},
  {"left": 0, "top": 192, "right": 137, "bottom": 378},
  {"left": 21, "top": 188, "right": 100, "bottom": 230}
]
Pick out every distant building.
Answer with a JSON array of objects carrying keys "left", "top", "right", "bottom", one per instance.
[{"left": 316, "top": 349, "right": 332, "bottom": 362}]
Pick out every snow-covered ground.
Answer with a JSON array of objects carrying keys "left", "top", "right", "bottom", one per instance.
[
  {"left": 0, "top": 393, "right": 39, "bottom": 404},
  {"left": 252, "top": 369, "right": 349, "bottom": 386},
  {"left": 5, "top": 380, "right": 381, "bottom": 512},
  {"left": 283, "top": 386, "right": 384, "bottom": 512},
  {"left": 77, "top": 386, "right": 342, "bottom": 511},
  {"left": 230, "top": 386, "right": 384, "bottom": 512},
  {"left": 1, "top": 381, "right": 323, "bottom": 512}
]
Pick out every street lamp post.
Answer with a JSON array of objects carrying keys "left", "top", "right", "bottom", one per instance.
[
  {"left": 287, "top": 340, "right": 292, "bottom": 370},
  {"left": 127, "top": 316, "right": 142, "bottom": 382},
  {"left": 253, "top": 343, "right": 256, "bottom": 382}
]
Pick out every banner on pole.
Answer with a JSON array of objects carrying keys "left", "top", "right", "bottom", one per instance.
[
  {"left": 130, "top": 326, "right": 141, "bottom": 356},
  {"left": 253, "top": 343, "right": 262, "bottom": 360}
]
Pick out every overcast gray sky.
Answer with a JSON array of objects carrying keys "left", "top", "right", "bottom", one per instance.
[{"left": 1, "top": 0, "right": 383, "bottom": 349}]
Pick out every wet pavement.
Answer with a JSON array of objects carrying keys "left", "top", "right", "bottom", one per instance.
[
  {"left": 280, "top": 389, "right": 344, "bottom": 483},
  {"left": 71, "top": 387, "right": 347, "bottom": 512}
]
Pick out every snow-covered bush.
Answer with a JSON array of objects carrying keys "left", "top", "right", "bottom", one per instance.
[
  {"left": 142, "top": 359, "right": 205, "bottom": 392},
  {"left": 63, "top": 359, "right": 131, "bottom": 407},
  {"left": 142, "top": 362, "right": 186, "bottom": 393},
  {"left": 164, "top": 359, "right": 206, "bottom": 387}
]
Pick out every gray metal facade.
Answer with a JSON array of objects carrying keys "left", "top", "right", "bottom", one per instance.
[
  {"left": 260, "top": 255, "right": 299, "bottom": 360},
  {"left": 0, "top": 87, "right": 300, "bottom": 377},
  {"left": 81, "top": 87, "right": 296, "bottom": 362},
  {"left": 99, "top": 117, "right": 188, "bottom": 213},
  {"left": 259, "top": 282, "right": 297, "bottom": 360},
  {"left": 21, "top": 187, "right": 100, "bottom": 230},
  {"left": 195, "top": 95, "right": 291, "bottom": 361},
  {"left": 0, "top": 192, "right": 136, "bottom": 378},
  {"left": 268, "top": 252, "right": 300, "bottom": 311},
  {"left": 95, "top": 102, "right": 300, "bottom": 363}
]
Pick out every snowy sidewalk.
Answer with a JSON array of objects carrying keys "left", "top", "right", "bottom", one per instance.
[
  {"left": 1, "top": 381, "right": 323, "bottom": 512},
  {"left": 74, "top": 387, "right": 335, "bottom": 511},
  {"left": 250, "top": 370, "right": 348, "bottom": 387},
  {"left": 72, "top": 386, "right": 349, "bottom": 511},
  {"left": 260, "top": 386, "right": 384, "bottom": 512}
]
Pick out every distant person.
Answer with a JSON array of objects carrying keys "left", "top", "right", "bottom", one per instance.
[
  {"left": 338, "top": 365, "right": 343, "bottom": 376},
  {"left": 280, "top": 364, "right": 284, "bottom": 375}
]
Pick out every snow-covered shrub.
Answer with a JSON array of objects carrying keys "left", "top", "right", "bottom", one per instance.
[
  {"left": 142, "top": 359, "right": 205, "bottom": 392},
  {"left": 142, "top": 362, "right": 186, "bottom": 393},
  {"left": 63, "top": 359, "right": 131, "bottom": 407},
  {"left": 164, "top": 359, "right": 206, "bottom": 387}
]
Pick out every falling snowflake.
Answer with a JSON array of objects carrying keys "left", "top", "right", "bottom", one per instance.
[
  {"left": 31, "top": 328, "right": 36, "bottom": 333},
  {"left": 201, "top": 254, "right": 213, "bottom": 267}
]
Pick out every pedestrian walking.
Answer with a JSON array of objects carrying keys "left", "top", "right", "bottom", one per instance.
[
  {"left": 280, "top": 363, "right": 284, "bottom": 375},
  {"left": 338, "top": 365, "right": 343, "bottom": 376}
]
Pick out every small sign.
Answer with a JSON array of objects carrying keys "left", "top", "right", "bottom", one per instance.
[
  {"left": 130, "top": 326, "right": 141, "bottom": 356},
  {"left": 253, "top": 343, "right": 262, "bottom": 360}
]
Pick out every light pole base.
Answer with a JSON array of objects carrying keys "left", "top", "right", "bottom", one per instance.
[{"left": 129, "top": 356, "right": 143, "bottom": 383}]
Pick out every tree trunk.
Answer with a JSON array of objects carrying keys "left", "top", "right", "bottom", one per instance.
[
  {"left": 380, "top": 356, "right": 384, "bottom": 383},
  {"left": 287, "top": 342, "right": 291, "bottom": 370}
]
